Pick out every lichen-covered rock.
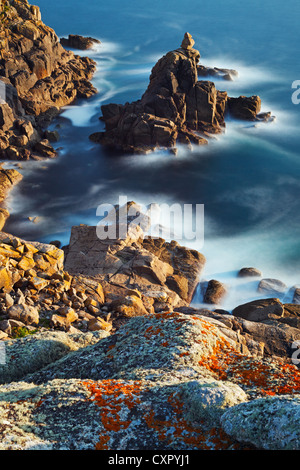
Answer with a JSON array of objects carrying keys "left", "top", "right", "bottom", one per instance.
[
  {"left": 0, "top": 329, "right": 108, "bottom": 384},
  {"left": 1, "top": 310, "right": 300, "bottom": 449},
  {"left": 14, "top": 312, "right": 240, "bottom": 385},
  {"left": 180, "top": 378, "right": 248, "bottom": 425},
  {"left": 0, "top": 376, "right": 248, "bottom": 450},
  {"left": 221, "top": 396, "right": 300, "bottom": 450}
]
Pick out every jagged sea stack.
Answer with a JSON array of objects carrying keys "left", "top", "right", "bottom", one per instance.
[{"left": 91, "top": 32, "right": 266, "bottom": 154}]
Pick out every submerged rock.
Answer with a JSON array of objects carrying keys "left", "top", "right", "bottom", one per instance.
[
  {"left": 203, "top": 279, "right": 227, "bottom": 305},
  {"left": 227, "top": 95, "right": 262, "bottom": 121},
  {"left": 258, "top": 278, "right": 288, "bottom": 296},
  {"left": 238, "top": 267, "right": 262, "bottom": 278},
  {"left": 198, "top": 64, "right": 239, "bottom": 81}
]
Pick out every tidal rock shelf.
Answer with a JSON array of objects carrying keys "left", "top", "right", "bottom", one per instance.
[{"left": 91, "top": 32, "right": 274, "bottom": 155}]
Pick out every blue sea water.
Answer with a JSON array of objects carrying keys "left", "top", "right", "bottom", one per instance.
[{"left": 3, "top": 0, "right": 300, "bottom": 309}]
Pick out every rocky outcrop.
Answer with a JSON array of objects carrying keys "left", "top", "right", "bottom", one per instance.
[
  {"left": 0, "top": 230, "right": 115, "bottom": 339},
  {"left": 60, "top": 34, "right": 100, "bottom": 50},
  {"left": 64, "top": 223, "right": 206, "bottom": 309},
  {"left": 0, "top": 0, "right": 97, "bottom": 161},
  {"left": 231, "top": 298, "right": 300, "bottom": 358},
  {"left": 0, "top": 166, "right": 23, "bottom": 229},
  {"left": 91, "top": 32, "right": 273, "bottom": 154},
  {"left": 227, "top": 95, "right": 261, "bottom": 121},
  {"left": 0, "top": 166, "right": 22, "bottom": 202}
]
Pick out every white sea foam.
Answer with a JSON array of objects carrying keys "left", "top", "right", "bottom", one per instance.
[
  {"left": 61, "top": 102, "right": 100, "bottom": 127},
  {"left": 199, "top": 55, "right": 285, "bottom": 91},
  {"left": 189, "top": 229, "right": 300, "bottom": 312}
]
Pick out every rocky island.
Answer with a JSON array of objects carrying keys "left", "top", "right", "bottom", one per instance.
[
  {"left": 0, "top": 0, "right": 300, "bottom": 453},
  {"left": 90, "top": 32, "right": 273, "bottom": 154}
]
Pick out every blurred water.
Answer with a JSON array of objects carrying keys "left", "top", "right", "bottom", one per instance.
[{"left": 3, "top": 0, "right": 300, "bottom": 309}]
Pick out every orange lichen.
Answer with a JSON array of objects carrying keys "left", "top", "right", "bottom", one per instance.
[
  {"left": 83, "top": 379, "right": 143, "bottom": 450},
  {"left": 144, "top": 390, "right": 241, "bottom": 450},
  {"left": 179, "top": 352, "right": 190, "bottom": 357},
  {"left": 81, "top": 313, "right": 300, "bottom": 450},
  {"left": 95, "top": 435, "right": 110, "bottom": 450},
  {"left": 82, "top": 378, "right": 243, "bottom": 450},
  {"left": 197, "top": 333, "right": 300, "bottom": 396}
]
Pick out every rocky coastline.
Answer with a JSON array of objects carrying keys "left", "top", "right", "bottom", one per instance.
[
  {"left": 0, "top": 0, "right": 97, "bottom": 162},
  {"left": 1, "top": 202, "right": 300, "bottom": 450},
  {"left": 1, "top": 0, "right": 300, "bottom": 452}
]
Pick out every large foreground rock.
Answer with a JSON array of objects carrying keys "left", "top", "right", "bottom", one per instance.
[
  {"left": 1, "top": 311, "right": 300, "bottom": 449},
  {"left": 221, "top": 396, "right": 300, "bottom": 450},
  {"left": 0, "top": 329, "right": 108, "bottom": 384}
]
